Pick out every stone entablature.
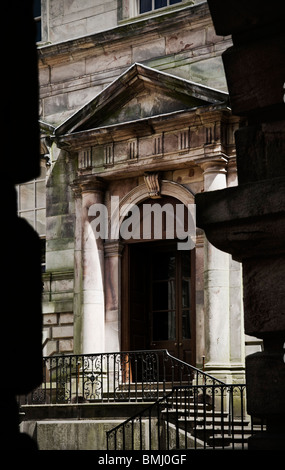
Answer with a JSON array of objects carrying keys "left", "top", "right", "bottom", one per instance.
[
  {"left": 56, "top": 108, "right": 239, "bottom": 181},
  {"left": 52, "top": 63, "right": 239, "bottom": 181}
]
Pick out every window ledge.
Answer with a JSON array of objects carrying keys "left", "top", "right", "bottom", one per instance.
[{"left": 118, "top": 1, "right": 195, "bottom": 26}]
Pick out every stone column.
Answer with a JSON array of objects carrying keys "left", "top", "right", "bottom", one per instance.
[
  {"left": 79, "top": 177, "right": 106, "bottom": 354},
  {"left": 200, "top": 160, "right": 231, "bottom": 380},
  {"left": 104, "top": 240, "right": 124, "bottom": 352},
  {"left": 70, "top": 182, "right": 83, "bottom": 354}
]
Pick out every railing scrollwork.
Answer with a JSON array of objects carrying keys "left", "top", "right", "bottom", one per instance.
[{"left": 18, "top": 349, "right": 225, "bottom": 405}]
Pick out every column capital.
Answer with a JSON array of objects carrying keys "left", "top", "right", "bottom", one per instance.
[
  {"left": 104, "top": 240, "right": 124, "bottom": 258},
  {"left": 197, "top": 158, "right": 228, "bottom": 191},
  {"left": 71, "top": 176, "right": 106, "bottom": 195},
  {"left": 70, "top": 181, "right": 82, "bottom": 198},
  {"left": 199, "top": 159, "right": 228, "bottom": 175}
]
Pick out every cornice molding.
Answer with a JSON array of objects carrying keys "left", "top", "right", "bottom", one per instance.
[{"left": 37, "top": 3, "right": 210, "bottom": 66}]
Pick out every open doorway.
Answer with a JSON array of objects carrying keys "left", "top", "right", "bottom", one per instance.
[{"left": 121, "top": 240, "right": 196, "bottom": 366}]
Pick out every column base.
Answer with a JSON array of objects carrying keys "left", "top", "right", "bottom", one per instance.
[{"left": 204, "top": 363, "right": 245, "bottom": 383}]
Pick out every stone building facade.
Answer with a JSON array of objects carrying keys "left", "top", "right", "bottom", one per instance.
[{"left": 19, "top": 0, "right": 261, "bottom": 382}]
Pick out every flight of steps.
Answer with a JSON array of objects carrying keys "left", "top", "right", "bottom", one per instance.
[
  {"left": 112, "top": 382, "right": 253, "bottom": 449},
  {"left": 160, "top": 393, "right": 252, "bottom": 449}
]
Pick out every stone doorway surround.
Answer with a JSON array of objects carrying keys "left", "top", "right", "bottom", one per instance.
[{"left": 108, "top": 179, "right": 196, "bottom": 356}]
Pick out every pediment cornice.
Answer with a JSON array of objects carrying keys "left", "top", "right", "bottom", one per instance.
[{"left": 54, "top": 63, "right": 229, "bottom": 139}]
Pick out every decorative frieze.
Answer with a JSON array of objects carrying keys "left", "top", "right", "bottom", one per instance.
[
  {"left": 79, "top": 147, "right": 92, "bottom": 169},
  {"left": 129, "top": 139, "right": 138, "bottom": 160},
  {"left": 205, "top": 124, "right": 216, "bottom": 144},
  {"left": 179, "top": 129, "right": 190, "bottom": 150},
  {"left": 104, "top": 143, "right": 114, "bottom": 166},
  {"left": 73, "top": 115, "right": 239, "bottom": 177},
  {"left": 154, "top": 134, "right": 164, "bottom": 155}
]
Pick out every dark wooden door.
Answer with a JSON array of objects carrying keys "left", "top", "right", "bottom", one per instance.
[
  {"left": 129, "top": 245, "right": 148, "bottom": 351},
  {"left": 148, "top": 244, "right": 194, "bottom": 364},
  {"left": 123, "top": 241, "right": 195, "bottom": 366}
]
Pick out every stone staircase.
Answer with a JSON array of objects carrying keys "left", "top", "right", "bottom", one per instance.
[
  {"left": 106, "top": 383, "right": 256, "bottom": 450},
  {"left": 159, "top": 388, "right": 252, "bottom": 449},
  {"left": 21, "top": 364, "right": 262, "bottom": 450},
  {"left": 164, "top": 405, "right": 251, "bottom": 449}
]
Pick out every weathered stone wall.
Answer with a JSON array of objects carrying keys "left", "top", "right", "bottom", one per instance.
[
  {"left": 21, "top": 418, "right": 151, "bottom": 450},
  {"left": 42, "top": 271, "right": 74, "bottom": 355},
  {"left": 42, "top": 0, "right": 118, "bottom": 43},
  {"left": 45, "top": 148, "right": 76, "bottom": 272},
  {"left": 41, "top": 141, "right": 77, "bottom": 355},
  {"left": 38, "top": 2, "right": 231, "bottom": 127}
]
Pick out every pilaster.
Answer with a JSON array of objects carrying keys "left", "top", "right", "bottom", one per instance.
[{"left": 104, "top": 240, "right": 124, "bottom": 353}]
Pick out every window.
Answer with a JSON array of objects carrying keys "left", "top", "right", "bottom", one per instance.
[
  {"left": 16, "top": 162, "right": 46, "bottom": 271},
  {"left": 33, "top": 0, "right": 42, "bottom": 42},
  {"left": 120, "top": 0, "right": 185, "bottom": 22},
  {"left": 17, "top": 164, "right": 46, "bottom": 237},
  {"left": 139, "top": 0, "right": 182, "bottom": 14}
]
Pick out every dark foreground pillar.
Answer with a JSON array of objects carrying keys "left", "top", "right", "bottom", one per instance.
[
  {"left": 1, "top": 1, "right": 43, "bottom": 450},
  {"left": 196, "top": 0, "right": 285, "bottom": 449}
]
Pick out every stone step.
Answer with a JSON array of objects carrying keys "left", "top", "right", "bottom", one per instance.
[
  {"left": 161, "top": 406, "right": 226, "bottom": 417},
  {"left": 194, "top": 427, "right": 252, "bottom": 449},
  {"left": 206, "top": 432, "right": 252, "bottom": 447},
  {"left": 161, "top": 405, "right": 251, "bottom": 448},
  {"left": 113, "top": 382, "right": 190, "bottom": 393},
  {"left": 194, "top": 420, "right": 250, "bottom": 431}
]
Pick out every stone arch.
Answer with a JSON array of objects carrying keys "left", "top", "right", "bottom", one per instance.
[{"left": 108, "top": 180, "right": 195, "bottom": 239}]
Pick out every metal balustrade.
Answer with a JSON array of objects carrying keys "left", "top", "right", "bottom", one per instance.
[
  {"left": 106, "top": 384, "right": 267, "bottom": 451},
  {"left": 18, "top": 350, "right": 225, "bottom": 405},
  {"left": 17, "top": 350, "right": 266, "bottom": 450}
]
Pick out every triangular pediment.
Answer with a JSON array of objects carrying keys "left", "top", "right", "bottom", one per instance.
[{"left": 55, "top": 63, "right": 228, "bottom": 136}]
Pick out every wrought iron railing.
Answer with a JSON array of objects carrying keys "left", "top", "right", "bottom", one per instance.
[
  {"left": 106, "top": 384, "right": 266, "bottom": 451},
  {"left": 18, "top": 350, "right": 225, "bottom": 405}
]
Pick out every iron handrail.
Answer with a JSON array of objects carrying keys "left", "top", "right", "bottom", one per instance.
[
  {"left": 18, "top": 349, "right": 226, "bottom": 405},
  {"left": 164, "top": 350, "right": 226, "bottom": 386},
  {"left": 106, "top": 383, "right": 263, "bottom": 451}
]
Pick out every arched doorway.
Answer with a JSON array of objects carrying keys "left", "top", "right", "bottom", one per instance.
[{"left": 120, "top": 193, "right": 196, "bottom": 365}]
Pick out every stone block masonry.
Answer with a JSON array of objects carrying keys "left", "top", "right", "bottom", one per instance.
[
  {"left": 42, "top": 271, "right": 74, "bottom": 356},
  {"left": 38, "top": 3, "right": 231, "bottom": 126}
]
